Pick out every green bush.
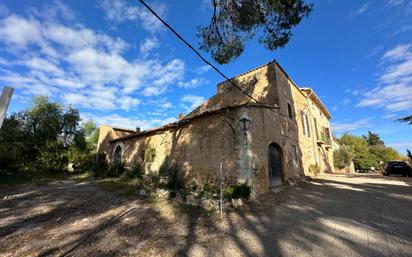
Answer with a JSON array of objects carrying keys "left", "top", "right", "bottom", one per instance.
[
  {"left": 224, "top": 183, "right": 251, "bottom": 200},
  {"left": 309, "top": 164, "right": 320, "bottom": 176},
  {"left": 92, "top": 156, "right": 108, "bottom": 178},
  {"left": 35, "top": 142, "right": 69, "bottom": 172},
  {"left": 199, "top": 183, "right": 219, "bottom": 199},
  {"left": 107, "top": 161, "right": 124, "bottom": 177},
  {"left": 167, "top": 164, "right": 185, "bottom": 191},
  {"left": 144, "top": 146, "right": 156, "bottom": 163},
  {"left": 334, "top": 145, "right": 355, "bottom": 169},
  {"left": 120, "top": 162, "right": 144, "bottom": 180}
]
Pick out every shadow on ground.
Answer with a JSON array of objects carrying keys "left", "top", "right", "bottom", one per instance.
[{"left": 1, "top": 175, "right": 411, "bottom": 257}]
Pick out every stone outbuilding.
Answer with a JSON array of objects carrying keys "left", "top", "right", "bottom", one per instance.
[{"left": 97, "top": 60, "right": 334, "bottom": 197}]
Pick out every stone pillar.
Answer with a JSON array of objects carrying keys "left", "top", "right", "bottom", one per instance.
[
  {"left": 0, "top": 87, "right": 14, "bottom": 129},
  {"left": 235, "top": 107, "right": 253, "bottom": 184}
]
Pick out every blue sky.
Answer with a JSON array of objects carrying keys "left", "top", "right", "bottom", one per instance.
[{"left": 0, "top": 0, "right": 411, "bottom": 153}]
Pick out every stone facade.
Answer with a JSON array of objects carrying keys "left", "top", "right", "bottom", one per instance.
[{"left": 97, "top": 61, "right": 334, "bottom": 197}]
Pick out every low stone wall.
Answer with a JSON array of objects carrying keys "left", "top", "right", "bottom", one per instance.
[{"left": 334, "top": 161, "right": 355, "bottom": 174}]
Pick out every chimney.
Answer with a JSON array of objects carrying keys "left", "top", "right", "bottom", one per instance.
[
  {"left": 136, "top": 127, "right": 141, "bottom": 133},
  {"left": 178, "top": 113, "right": 185, "bottom": 120}
]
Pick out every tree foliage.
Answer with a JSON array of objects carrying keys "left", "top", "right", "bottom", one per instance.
[
  {"left": 362, "top": 131, "right": 384, "bottom": 147},
  {"left": 0, "top": 96, "right": 97, "bottom": 173},
  {"left": 333, "top": 145, "right": 355, "bottom": 169},
  {"left": 199, "top": 0, "right": 313, "bottom": 64},
  {"left": 398, "top": 115, "right": 412, "bottom": 125},
  {"left": 338, "top": 132, "right": 402, "bottom": 170}
]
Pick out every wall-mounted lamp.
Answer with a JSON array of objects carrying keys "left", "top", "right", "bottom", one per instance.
[{"left": 239, "top": 117, "right": 251, "bottom": 136}]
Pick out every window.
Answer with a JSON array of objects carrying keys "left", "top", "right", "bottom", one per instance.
[
  {"left": 301, "top": 111, "right": 306, "bottom": 135},
  {"left": 287, "top": 103, "right": 293, "bottom": 119},
  {"left": 301, "top": 112, "right": 311, "bottom": 137},
  {"left": 291, "top": 145, "right": 298, "bottom": 162},
  {"left": 305, "top": 114, "right": 311, "bottom": 137},
  {"left": 314, "top": 118, "right": 319, "bottom": 139},
  {"left": 325, "top": 127, "right": 330, "bottom": 138}
]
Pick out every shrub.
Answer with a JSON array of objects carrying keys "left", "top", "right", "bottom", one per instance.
[
  {"left": 144, "top": 145, "right": 156, "bottom": 163},
  {"left": 120, "top": 162, "right": 144, "bottom": 180},
  {"left": 143, "top": 174, "right": 160, "bottom": 191},
  {"left": 92, "top": 155, "right": 108, "bottom": 178},
  {"left": 167, "top": 164, "right": 185, "bottom": 191},
  {"left": 199, "top": 183, "right": 219, "bottom": 199},
  {"left": 334, "top": 145, "right": 355, "bottom": 169},
  {"left": 309, "top": 164, "right": 320, "bottom": 176},
  {"left": 224, "top": 183, "right": 251, "bottom": 200},
  {"left": 107, "top": 161, "right": 124, "bottom": 177}
]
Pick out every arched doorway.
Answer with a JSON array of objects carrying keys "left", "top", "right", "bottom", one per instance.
[
  {"left": 268, "top": 143, "right": 283, "bottom": 188},
  {"left": 114, "top": 145, "right": 122, "bottom": 164}
]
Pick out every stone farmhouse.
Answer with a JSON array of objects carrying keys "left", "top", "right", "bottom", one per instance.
[{"left": 97, "top": 60, "right": 334, "bottom": 197}]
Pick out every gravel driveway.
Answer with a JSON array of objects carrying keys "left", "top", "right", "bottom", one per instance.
[{"left": 1, "top": 174, "right": 411, "bottom": 257}]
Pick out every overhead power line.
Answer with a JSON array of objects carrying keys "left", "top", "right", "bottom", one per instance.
[{"left": 137, "top": 0, "right": 266, "bottom": 106}]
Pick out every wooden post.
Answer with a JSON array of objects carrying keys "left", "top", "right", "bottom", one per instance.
[{"left": 0, "top": 87, "right": 14, "bottom": 129}]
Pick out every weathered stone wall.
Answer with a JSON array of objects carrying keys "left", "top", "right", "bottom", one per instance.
[
  {"left": 97, "top": 125, "right": 135, "bottom": 159},
  {"left": 97, "top": 61, "right": 333, "bottom": 197},
  {"left": 290, "top": 86, "right": 334, "bottom": 175},
  {"left": 186, "top": 61, "right": 279, "bottom": 119},
  {"left": 99, "top": 112, "right": 240, "bottom": 185}
]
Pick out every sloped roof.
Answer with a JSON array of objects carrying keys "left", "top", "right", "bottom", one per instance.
[
  {"left": 109, "top": 60, "right": 331, "bottom": 142},
  {"left": 300, "top": 88, "right": 332, "bottom": 120}
]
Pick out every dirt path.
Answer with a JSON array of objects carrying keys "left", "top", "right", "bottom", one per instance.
[{"left": 1, "top": 174, "right": 412, "bottom": 257}]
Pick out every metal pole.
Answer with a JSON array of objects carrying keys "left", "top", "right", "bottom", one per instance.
[
  {"left": 0, "top": 87, "right": 14, "bottom": 129},
  {"left": 219, "top": 161, "right": 223, "bottom": 219}
]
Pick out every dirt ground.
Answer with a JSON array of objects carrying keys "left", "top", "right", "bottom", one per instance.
[{"left": 1, "top": 174, "right": 412, "bottom": 257}]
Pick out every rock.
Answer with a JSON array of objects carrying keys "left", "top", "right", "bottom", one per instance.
[
  {"left": 200, "top": 199, "right": 218, "bottom": 211},
  {"left": 159, "top": 176, "right": 169, "bottom": 184},
  {"left": 287, "top": 180, "right": 297, "bottom": 186},
  {"left": 186, "top": 194, "right": 200, "bottom": 206},
  {"left": 136, "top": 189, "right": 148, "bottom": 197},
  {"left": 231, "top": 198, "right": 244, "bottom": 208},
  {"left": 155, "top": 189, "right": 169, "bottom": 200}
]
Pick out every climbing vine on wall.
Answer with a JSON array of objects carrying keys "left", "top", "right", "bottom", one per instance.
[{"left": 144, "top": 145, "right": 156, "bottom": 163}]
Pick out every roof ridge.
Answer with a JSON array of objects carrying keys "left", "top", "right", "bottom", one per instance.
[{"left": 216, "top": 59, "right": 276, "bottom": 86}]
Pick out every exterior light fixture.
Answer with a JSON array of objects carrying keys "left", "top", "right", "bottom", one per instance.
[{"left": 239, "top": 117, "right": 251, "bottom": 136}]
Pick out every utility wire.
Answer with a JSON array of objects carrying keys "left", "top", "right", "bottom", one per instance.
[{"left": 137, "top": 0, "right": 267, "bottom": 106}]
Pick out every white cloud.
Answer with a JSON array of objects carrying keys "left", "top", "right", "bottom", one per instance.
[
  {"left": 358, "top": 43, "right": 412, "bottom": 112},
  {"left": 142, "top": 59, "right": 185, "bottom": 96},
  {"left": 0, "top": 13, "right": 186, "bottom": 111},
  {"left": 0, "top": 15, "right": 42, "bottom": 47},
  {"left": 181, "top": 95, "right": 206, "bottom": 110},
  {"left": 99, "top": 0, "right": 166, "bottom": 33},
  {"left": 194, "top": 65, "right": 212, "bottom": 75},
  {"left": 31, "top": 0, "right": 76, "bottom": 22},
  {"left": 177, "top": 78, "right": 208, "bottom": 88},
  {"left": 366, "top": 45, "right": 384, "bottom": 58},
  {"left": 348, "top": 3, "right": 370, "bottom": 18},
  {"left": 81, "top": 113, "right": 176, "bottom": 131},
  {"left": 62, "top": 89, "right": 118, "bottom": 110},
  {"left": 383, "top": 113, "right": 397, "bottom": 119},
  {"left": 140, "top": 37, "right": 160, "bottom": 53},
  {"left": 381, "top": 44, "right": 411, "bottom": 61},
  {"left": 332, "top": 118, "right": 373, "bottom": 133},
  {"left": 386, "top": 0, "right": 404, "bottom": 6},
  {"left": 117, "top": 96, "right": 141, "bottom": 110}
]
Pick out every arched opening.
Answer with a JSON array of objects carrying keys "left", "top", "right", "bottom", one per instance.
[
  {"left": 268, "top": 143, "right": 283, "bottom": 188},
  {"left": 114, "top": 145, "right": 122, "bottom": 164}
]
